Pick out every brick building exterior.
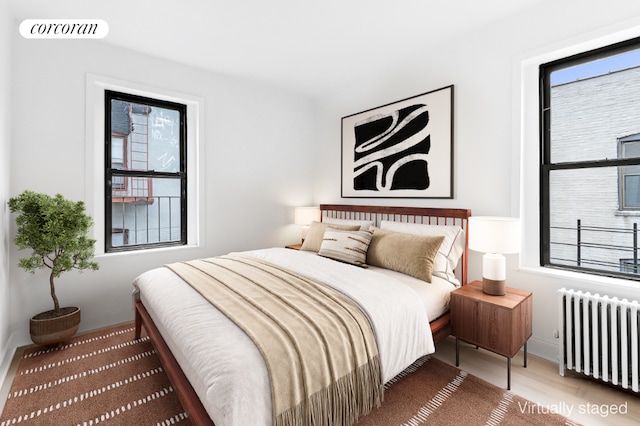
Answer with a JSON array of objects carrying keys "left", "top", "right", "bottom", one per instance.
[{"left": 550, "top": 65, "right": 640, "bottom": 273}]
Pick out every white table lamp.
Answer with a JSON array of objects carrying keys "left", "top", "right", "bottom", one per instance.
[
  {"left": 468, "top": 216, "right": 521, "bottom": 295},
  {"left": 294, "top": 206, "right": 321, "bottom": 242}
]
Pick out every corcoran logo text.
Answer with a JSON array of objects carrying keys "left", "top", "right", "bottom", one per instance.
[{"left": 19, "top": 19, "right": 109, "bottom": 39}]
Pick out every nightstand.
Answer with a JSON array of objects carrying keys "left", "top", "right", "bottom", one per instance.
[
  {"left": 450, "top": 280, "right": 532, "bottom": 390},
  {"left": 285, "top": 244, "right": 302, "bottom": 250}
]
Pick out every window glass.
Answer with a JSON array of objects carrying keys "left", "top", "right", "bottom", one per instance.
[
  {"left": 106, "top": 91, "right": 186, "bottom": 252},
  {"left": 111, "top": 136, "right": 125, "bottom": 189},
  {"left": 621, "top": 139, "right": 640, "bottom": 209},
  {"left": 541, "top": 39, "right": 640, "bottom": 279},
  {"left": 548, "top": 167, "right": 632, "bottom": 275},
  {"left": 549, "top": 50, "right": 640, "bottom": 164}
]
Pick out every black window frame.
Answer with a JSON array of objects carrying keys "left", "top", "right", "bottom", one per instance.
[
  {"left": 105, "top": 90, "right": 187, "bottom": 252},
  {"left": 540, "top": 36, "right": 640, "bottom": 280}
]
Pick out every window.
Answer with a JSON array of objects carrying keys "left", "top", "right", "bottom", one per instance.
[
  {"left": 105, "top": 91, "right": 187, "bottom": 252},
  {"left": 540, "top": 37, "right": 640, "bottom": 280},
  {"left": 619, "top": 134, "right": 640, "bottom": 209}
]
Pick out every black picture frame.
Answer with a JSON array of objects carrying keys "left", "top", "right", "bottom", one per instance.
[{"left": 341, "top": 85, "right": 454, "bottom": 199}]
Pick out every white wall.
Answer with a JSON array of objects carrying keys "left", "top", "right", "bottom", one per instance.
[
  {"left": 7, "top": 28, "right": 319, "bottom": 349},
  {"left": 313, "top": 1, "right": 640, "bottom": 362},
  {"left": 0, "top": 3, "right": 14, "bottom": 385}
]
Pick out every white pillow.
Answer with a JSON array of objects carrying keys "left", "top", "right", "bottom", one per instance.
[
  {"left": 322, "top": 217, "right": 374, "bottom": 231},
  {"left": 379, "top": 220, "right": 465, "bottom": 285}
]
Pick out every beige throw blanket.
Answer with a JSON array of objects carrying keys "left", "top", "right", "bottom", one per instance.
[{"left": 165, "top": 254, "right": 383, "bottom": 426}]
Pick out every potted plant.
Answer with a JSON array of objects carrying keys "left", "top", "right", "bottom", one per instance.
[{"left": 8, "top": 190, "right": 99, "bottom": 346}]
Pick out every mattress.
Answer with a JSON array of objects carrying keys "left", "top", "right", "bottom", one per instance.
[{"left": 132, "top": 248, "right": 454, "bottom": 426}]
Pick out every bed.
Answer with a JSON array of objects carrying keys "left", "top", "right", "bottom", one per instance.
[{"left": 133, "top": 204, "right": 471, "bottom": 425}]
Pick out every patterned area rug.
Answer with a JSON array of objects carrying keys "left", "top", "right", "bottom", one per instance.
[
  {"left": 357, "top": 356, "right": 579, "bottom": 426},
  {"left": 0, "top": 323, "right": 186, "bottom": 425},
  {"left": 0, "top": 322, "right": 579, "bottom": 425}
]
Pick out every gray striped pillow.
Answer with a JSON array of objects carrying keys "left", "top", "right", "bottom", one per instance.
[{"left": 318, "top": 229, "right": 373, "bottom": 267}]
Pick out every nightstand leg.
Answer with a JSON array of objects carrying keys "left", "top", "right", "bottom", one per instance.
[
  {"left": 524, "top": 342, "right": 528, "bottom": 368},
  {"left": 507, "top": 357, "right": 511, "bottom": 390},
  {"left": 455, "top": 337, "right": 460, "bottom": 367}
]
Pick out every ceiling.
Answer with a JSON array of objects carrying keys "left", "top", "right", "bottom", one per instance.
[{"left": 9, "top": 0, "right": 546, "bottom": 98}]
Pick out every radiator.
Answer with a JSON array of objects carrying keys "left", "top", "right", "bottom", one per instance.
[{"left": 557, "top": 288, "right": 639, "bottom": 392}]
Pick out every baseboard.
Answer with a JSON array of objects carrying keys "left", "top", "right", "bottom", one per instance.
[
  {"left": 526, "top": 336, "right": 559, "bottom": 364},
  {"left": 76, "top": 306, "right": 135, "bottom": 334},
  {"left": 0, "top": 330, "right": 26, "bottom": 408},
  {"left": 0, "top": 337, "right": 13, "bottom": 392}
]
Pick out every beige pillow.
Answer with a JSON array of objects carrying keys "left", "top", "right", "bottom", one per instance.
[
  {"left": 379, "top": 220, "right": 465, "bottom": 285},
  {"left": 318, "top": 229, "right": 373, "bottom": 267},
  {"left": 300, "top": 221, "right": 361, "bottom": 252},
  {"left": 367, "top": 227, "right": 444, "bottom": 282}
]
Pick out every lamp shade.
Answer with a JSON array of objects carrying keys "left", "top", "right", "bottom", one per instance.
[
  {"left": 469, "top": 216, "right": 520, "bottom": 254},
  {"left": 294, "top": 206, "right": 321, "bottom": 225}
]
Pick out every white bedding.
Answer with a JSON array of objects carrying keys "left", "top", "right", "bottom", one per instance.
[
  {"left": 132, "top": 248, "right": 450, "bottom": 426},
  {"left": 366, "top": 263, "right": 455, "bottom": 321}
]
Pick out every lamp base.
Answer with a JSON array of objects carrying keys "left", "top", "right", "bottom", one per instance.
[{"left": 482, "top": 278, "right": 506, "bottom": 296}]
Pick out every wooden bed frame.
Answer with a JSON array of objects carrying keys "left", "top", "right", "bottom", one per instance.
[{"left": 134, "top": 204, "right": 471, "bottom": 425}]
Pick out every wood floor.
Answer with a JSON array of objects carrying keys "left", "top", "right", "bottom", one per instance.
[
  {"left": 2, "top": 334, "right": 639, "bottom": 425},
  {"left": 433, "top": 336, "right": 640, "bottom": 426}
]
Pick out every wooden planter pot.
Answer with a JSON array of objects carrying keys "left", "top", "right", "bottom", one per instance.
[{"left": 30, "top": 307, "right": 81, "bottom": 346}]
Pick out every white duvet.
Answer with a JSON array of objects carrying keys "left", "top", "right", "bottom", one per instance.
[{"left": 132, "top": 248, "right": 436, "bottom": 426}]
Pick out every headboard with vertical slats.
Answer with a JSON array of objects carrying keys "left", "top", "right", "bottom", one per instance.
[{"left": 320, "top": 204, "right": 472, "bottom": 286}]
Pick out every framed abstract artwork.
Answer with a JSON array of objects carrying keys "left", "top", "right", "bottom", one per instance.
[{"left": 341, "top": 85, "right": 454, "bottom": 198}]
